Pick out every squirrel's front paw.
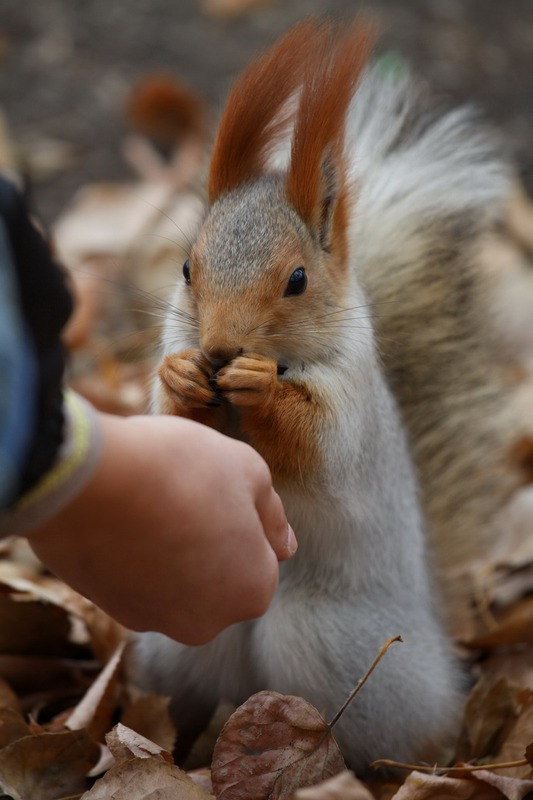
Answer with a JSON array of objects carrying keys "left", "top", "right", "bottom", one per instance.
[
  {"left": 217, "top": 353, "right": 278, "bottom": 407},
  {"left": 158, "top": 349, "right": 218, "bottom": 411}
]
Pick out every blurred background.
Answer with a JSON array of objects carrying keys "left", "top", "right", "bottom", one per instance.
[{"left": 1, "top": 0, "right": 533, "bottom": 224}]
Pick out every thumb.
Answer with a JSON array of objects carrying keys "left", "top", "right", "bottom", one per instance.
[{"left": 256, "top": 485, "right": 298, "bottom": 562}]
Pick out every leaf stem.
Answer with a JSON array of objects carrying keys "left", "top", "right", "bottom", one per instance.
[
  {"left": 328, "top": 635, "right": 403, "bottom": 729},
  {"left": 371, "top": 757, "right": 529, "bottom": 774}
]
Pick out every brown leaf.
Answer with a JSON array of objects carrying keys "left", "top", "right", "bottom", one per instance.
[
  {"left": 496, "top": 692, "right": 533, "bottom": 778},
  {"left": 0, "top": 653, "right": 97, "bottom": 705},
  {"left": 0, "top": 729, "right": 100, "bottom": 800},
  {"left": 44, "top": 580, "right": 127, "bottom": 663},
  {"left": 0, "top": 707, "right": 32, "bottom": 748},
  {"left": 468, "top": 597, "right": 533, "bottom": 649},
  {"left": 459, "top": 675, "right": 518, "bottom": 760},
  {"left": 82, "top": 756, "right": 214, "bottom": 799},
  {"left": 65, "top": 642, "right": 126, "bottom": 741},
  {"left": 121, "top": 693, "right": 177, "bottom": 753},
  {"left": 189, "top": 767, "right": 214, "bottom": 795},
  {"left": 0, "top": 674, "right": 20, "bottom": 712},
  {"left": 482, "top": 650, "right": 533, "bottom": 689},
  {"left": 211, "top": 691, "right": 346, "bottom": 800},
  {"left": 106, "top": 722, "right": 174, "bottom": 764},
  {"left": 390, "top": 770, "right": 501, "bottom": 799},
  {"left": 294, "top": 770, "right": 375, "bottom": 800},
  {"left": 469, "top": 769, "right": 533, "bottom": 800},
  {"left": 457, "top": 657, "right": 533, "bottom": 779},
  {"left": 0, "top": 581, "right": 75, "bottom": 657}
]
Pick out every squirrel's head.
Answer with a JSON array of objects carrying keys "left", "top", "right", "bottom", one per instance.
[{"left": 182, "top": 20, "right": 374, "bottom": 368}]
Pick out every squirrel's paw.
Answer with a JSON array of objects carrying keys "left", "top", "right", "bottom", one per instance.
[
  {"left": 217, "top": 353, "right": 278, "bottom": 407},
  {"left": 158, "top": 349, "right": 218, "bottom": 410}
]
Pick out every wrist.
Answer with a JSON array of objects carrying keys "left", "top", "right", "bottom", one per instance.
[{"left": 0, "top": 391, "right": 104, "bottom": 538}]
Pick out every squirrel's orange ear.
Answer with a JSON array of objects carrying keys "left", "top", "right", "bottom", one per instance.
[
  {"left": 287, "top": 22, "right": 374, "bottom": 258},
  {"left": 208, "top": 20, "right": 324, "bottom": 204}
]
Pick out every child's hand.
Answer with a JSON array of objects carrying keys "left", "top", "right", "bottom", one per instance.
[{"left": 28, "top": 412, "right": 296, "bottom": 645}]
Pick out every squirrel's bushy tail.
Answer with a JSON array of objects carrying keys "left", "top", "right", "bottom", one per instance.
[{"left": 347, "top": 66, "right": 533, "bottom": 624}]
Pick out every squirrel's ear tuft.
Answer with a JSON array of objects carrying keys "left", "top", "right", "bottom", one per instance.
[
  {"left": 286, "top": 22, "right": 374, "bottom": 258},
  {"left": 208, "top": 20, "right": 323, "bottom": 204}
]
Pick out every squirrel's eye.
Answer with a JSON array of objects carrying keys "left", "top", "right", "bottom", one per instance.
[
  {"left": 183, "top": 259, "right": 191, "bottom": 285},
  {"left": 284, "top": 266, "right": 307, "bottom": 297}
]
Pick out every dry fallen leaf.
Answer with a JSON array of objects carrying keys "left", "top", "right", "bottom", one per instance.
[
  {"left": 189, "top": 767, "right": 215, "bottom": 794},
  {"left": 467, "top": 596, "right": 533, "bottom": 649},
  {"left": 121, "top": 692, "right": 177, "bottom": 753},
  {"left": 469, "top": 769, "right": 533, "bottom": 799},
  {"left": 0, "top": 728, "right": 100, "bottom": 800},
  {"left": 65, "top": 641, "right": 126, "bottom": 741},
  {"left": 0, "top": 581, "right": 75, "bottom": 657},
  {"left": 495, "top": 693, "right": 533, "bottom": 778},
  {"left": 458, "top": 674, "right": 518, "bottom": 761},
  {"left": 106, "top": 721, "right": 174, "bottom": 764},
  {"left": 82, "top": 756, "right": 214, "bottom": 800},
  {"left": 389, "top": 770, "right": 501, "bottom": 800},
  {"left": 0, "top": 652, "right": 97, "bottom": 715},
  {"left": 0, "top": 674, "right": 21, "bottom": 712},
  {"left": 211, "top": 691, "right": 346, "bottom": 800},
  {"left": 0, "top": 706, "right": 32, "bottom": 748}
]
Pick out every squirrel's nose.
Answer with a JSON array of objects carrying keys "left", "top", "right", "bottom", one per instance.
[{"left": 203, "top": 345, "right": 243, "bottom": 369}]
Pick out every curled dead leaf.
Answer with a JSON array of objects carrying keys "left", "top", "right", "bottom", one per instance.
[
  {"left": 211, "top": 691, "right": 346, "bottom": 800},
  {"left": 65, "top": 641, "right": 126, "bottom": 740},
  {"left": 106, "top": 721, "right": 174, "bottom": 764}
]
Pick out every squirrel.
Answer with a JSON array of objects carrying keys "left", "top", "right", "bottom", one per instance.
[{"left": 128, "top": 19, "right": 469, "bottom": 774}]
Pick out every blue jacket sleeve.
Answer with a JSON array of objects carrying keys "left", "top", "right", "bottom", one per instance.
[
  {"left": 0, "top": 176, "right": 73, "bottom": 509},
  {"left": 0, "top": 218, "right": 37, "bottom": 510}
]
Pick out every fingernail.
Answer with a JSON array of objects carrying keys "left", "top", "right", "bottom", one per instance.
[{"left": 287, "top": 524, "right": 298, "bottom": 556}]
